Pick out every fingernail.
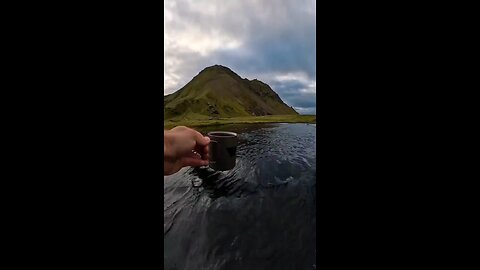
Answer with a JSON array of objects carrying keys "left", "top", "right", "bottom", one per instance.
[{"left": 205, "top": 136, "right": 210, "bottom": 142}]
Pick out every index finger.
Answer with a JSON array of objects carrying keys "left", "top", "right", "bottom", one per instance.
[{"left": 190, "top": 129, "right": 210, "bottom": 146}]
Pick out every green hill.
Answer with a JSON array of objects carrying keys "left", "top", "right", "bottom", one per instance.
[{"left": 164, "top": 65, "right": 298, "bottom": 121}]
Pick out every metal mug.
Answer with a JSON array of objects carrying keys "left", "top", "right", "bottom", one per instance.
[{"left": 208, "top": 131, "right": 238, "bottom": 171}]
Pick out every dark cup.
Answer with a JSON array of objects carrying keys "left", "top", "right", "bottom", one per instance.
[{"left": 208, "top": 131, "right": 238, "bottom": 171}]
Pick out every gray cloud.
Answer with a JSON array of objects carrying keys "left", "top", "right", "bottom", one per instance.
[
  {"left": 269, "top": 80, "right": 316, "bottom": 113},
  {"left": 165, "top": 0, "right": 316, "bottom": 114}
]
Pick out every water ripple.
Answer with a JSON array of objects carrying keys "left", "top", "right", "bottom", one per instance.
[{"left": 164, "top": 123, "right": 316, "bottom": 270}]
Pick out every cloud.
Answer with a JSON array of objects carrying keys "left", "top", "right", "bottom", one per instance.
[
  {"left": 268, "top": 76, "right": 316, "bottom": 114},
  {"left": 164, "top": 0, "right": 316, "bottom": 114}
]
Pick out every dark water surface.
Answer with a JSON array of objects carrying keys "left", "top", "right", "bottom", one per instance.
[{"left": 164, "top": 123, "right": 316, "bottom": 270}]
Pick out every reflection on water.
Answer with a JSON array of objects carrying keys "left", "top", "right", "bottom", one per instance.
[{"left": 164, "top": 123, "right": 316, "bottom": 270}]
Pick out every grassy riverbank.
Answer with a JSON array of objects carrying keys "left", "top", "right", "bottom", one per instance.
[{"left": 164, "top": 115, "right": 315, "bottom": 129}]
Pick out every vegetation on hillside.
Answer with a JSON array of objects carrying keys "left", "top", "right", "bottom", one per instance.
[{"left": 164, "top": 65, "right": 298, "bottom": 121}]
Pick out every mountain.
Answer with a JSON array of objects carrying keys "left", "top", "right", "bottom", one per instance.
[{"left": 164, "top": 65, "right": 298, "bottom": 120}]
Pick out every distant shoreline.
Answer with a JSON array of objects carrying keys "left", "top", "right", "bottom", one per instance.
[{"left": 164, "top": 115, "right": 315, "bottom": 129}]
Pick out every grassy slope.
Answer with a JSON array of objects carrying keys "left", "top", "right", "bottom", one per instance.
[
  {"left": 164, "top": 65, "right": 298, "bottom": 121},
  {"left": 164, "top": 114, "right": 316, "bottom": 129}
]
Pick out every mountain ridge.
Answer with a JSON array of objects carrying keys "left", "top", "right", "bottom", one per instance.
[{"left": 164, "top": 65, "right": 298, "bottom": 120}]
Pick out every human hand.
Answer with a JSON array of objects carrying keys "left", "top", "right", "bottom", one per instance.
[{"left": 164, "top": 126, "right": 210, "bottom": 176}]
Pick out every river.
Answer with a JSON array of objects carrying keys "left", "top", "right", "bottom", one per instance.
[{"left": 164, "top": 123, "right": 316, "bottom": 269}]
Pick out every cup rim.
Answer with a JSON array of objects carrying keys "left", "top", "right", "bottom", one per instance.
[{"left": 207, "top": 131, "right": 237, "bottom": 137}]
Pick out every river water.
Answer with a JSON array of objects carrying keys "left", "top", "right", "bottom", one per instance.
[{"left": 164, "top": 123, "right": 316, "bottom": 270}]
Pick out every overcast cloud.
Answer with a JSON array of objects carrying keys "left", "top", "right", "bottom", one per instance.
[{"left": 164, "top": 0, "right": 316, "bottom": 114}]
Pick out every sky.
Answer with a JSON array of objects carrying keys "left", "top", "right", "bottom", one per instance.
[{"left": 164, "top": 0, "right": 316, "bottom": 115}]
